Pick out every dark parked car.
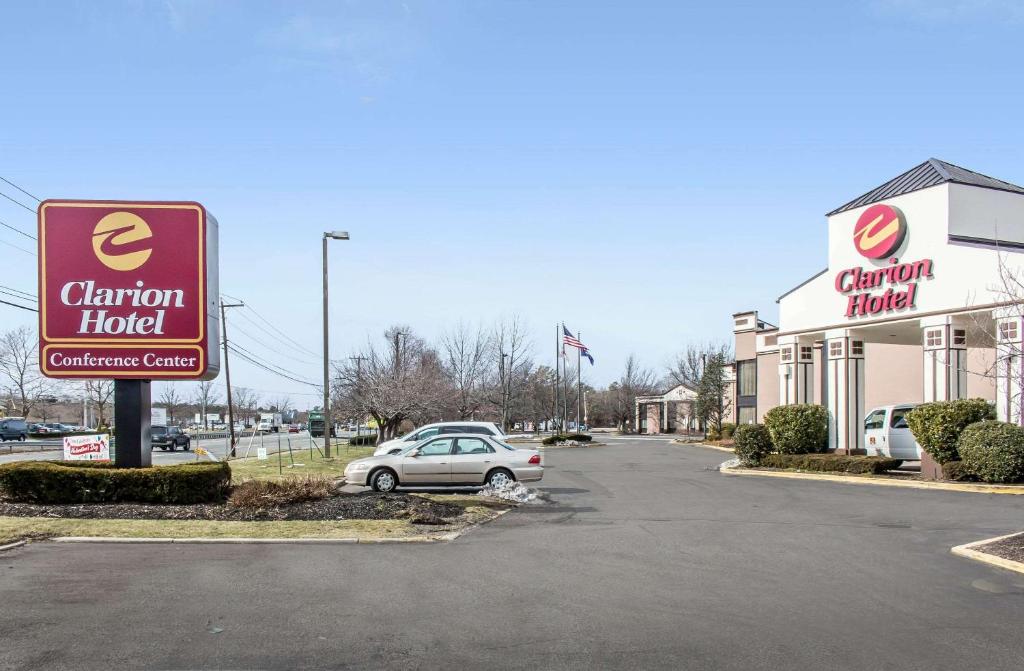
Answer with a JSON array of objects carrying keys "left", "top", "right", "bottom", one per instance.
[
  {"left": 151, "top": 425, "right": 191, "bottom": 451},
  {"left": 0, "top": 418, "right": 29, "bottom": 442}
]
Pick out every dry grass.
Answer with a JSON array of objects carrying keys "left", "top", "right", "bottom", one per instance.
[
  {"left": 228, "top": 475, "right": 336, "bottom": 509},
  {"left": 227, "top": 447, "right": 374, "bottom": 484},
  {"left": 0, "top": 516, "right": 422, "bottom": 544}
]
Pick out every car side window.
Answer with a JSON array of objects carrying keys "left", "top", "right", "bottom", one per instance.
[
  {"left": 891, "top": 409, "right": 909, "bottom": 429},
  {"left": 864, "top": 410, "right": 886, "bottom": 430},
  {"left": 414, "top": 428, "right": 440, "bottom": 441},
  {"left": 455, "top": 437, "right": 494, "bottom": 455},
  {"left": 417, "top": 438, "right": 454, "bottom": 456}
]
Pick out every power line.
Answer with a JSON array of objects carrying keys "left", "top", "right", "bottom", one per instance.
[
  {"left": 228, "top": 341, "right": 318, "bottom": 383},
  {"left": 0, "top": 237, "right": 34, "bottom": 256},
  {"left": 0, "top": 288, "right": 36, "bottom": 303},
  {"left": 0, "top": 176, "right": 41, "bottom": 203},
  {"left": 227, "top": 344, "right": 319, "bottom": 387},
  {"left": 229, "top": 321, "right": 322, "bottom": 368},
  {"left": 0, "top": 284, "right": 35, "bottom": 300},
  {"left": 0, "top": 217, "right": 35, "bottom": 241},
  {"left": 0, "top": 298, "right": 36, "bottom": 312},
  {"left": 222, "top": 293, "right": 321, "bottom": 358},
  {"left": 0, "top": 190, "right": 36, "bottom": 213}
]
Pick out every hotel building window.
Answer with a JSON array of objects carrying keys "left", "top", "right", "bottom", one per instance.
[{"left": 736, "top": 359, "right": 756, "bottom": 425}]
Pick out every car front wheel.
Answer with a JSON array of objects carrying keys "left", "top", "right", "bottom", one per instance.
[
  {"left": 486, "top": 468, "right": 515, "bottom": 488},
  {"left": 19, "top": 434, "right": 27, "bottom": 442},
  {"left": 183, "top": 440, "right": 190, "bottom": 451},
  {"left": 370, "top": 469, "right": 398, "bottom": 493}
]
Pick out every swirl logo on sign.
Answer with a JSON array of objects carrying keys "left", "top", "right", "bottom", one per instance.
[
  {"left": 91, "top": 212, "right": 153, "bottom": 271},
  {"left": 853, "top": 203, "right": 907, "bottom": 260}
]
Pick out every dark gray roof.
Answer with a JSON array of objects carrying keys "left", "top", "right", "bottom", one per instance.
[{"left": 827, "top": 158, "right": 1024, "bottom": 216}]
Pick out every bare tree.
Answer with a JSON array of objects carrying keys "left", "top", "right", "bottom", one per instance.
[
  {"left": 233, "top": 387, "right": 259, "bottom": 426},
  {"left": 269, "top": 395, "right": 293, "bottom": 418},
  {"left": 492, "top": 316, "right": 533, "bottom": 432},
  {"left": 333, "top": 326, "right": 446, "bottom": 442},
  {"left": 608, "top": 354, "right": 658, "bottom": 432},
  {"left": 439, "top": 321, "right": 492, "bottom": 420},
  {"left": 157, "top": 383, "right": 184, "bottom": 424},
  {"left": 192, "top": 380, "right": 220, "bottom": 429},
  {"left": 0, "top": 326, "right": 52, "bottom": 418},
  {"left": 668, "top": 342, "right": 733, "bottom": 434},
  {"left": 84, "top": 379, "right": 114, "bottom": 429}
]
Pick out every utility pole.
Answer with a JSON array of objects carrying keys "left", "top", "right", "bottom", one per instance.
[
  {"left": 349, "top": 355, "right": 365, "bottom": 439},
  {"left": 553, "top": 324, "right": 560, "bottom": 433},
  {"left": 501, "top": 352, "right": 510, "bottom": 432},
  {"left": 220, "top": 299, "right": 244, "bottom": 457}
]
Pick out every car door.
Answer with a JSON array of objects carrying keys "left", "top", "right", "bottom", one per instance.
[
  {"left": 888, "top": 407, "right": 921, "bottom": 459},
  {"left": 864, "top": 408, "right": 888, "bottom": 456},
  {"left": 449, "top": 437, "right": 496, "bottom": 484},
  {"left": 400, "top": 437, "right": 454, "bottom": 484}
]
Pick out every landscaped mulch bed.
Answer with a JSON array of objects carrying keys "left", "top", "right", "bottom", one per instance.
[
  {"left": 975, "top": 532, "right": 1024, "bottom": 563},
  {"left": 0, "top": 493, "right": 465, "bottom": 525}
]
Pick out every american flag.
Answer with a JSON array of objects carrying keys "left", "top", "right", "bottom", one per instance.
[
  {"left": 562, "top": 325, "right": 584, "bottom": 349},
  {"left": 563, "top": 326, "right": 595, "bottom": 365}
]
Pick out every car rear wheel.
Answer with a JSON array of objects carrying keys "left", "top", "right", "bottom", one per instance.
[
  {"left": 183, "top": 440, "right": 191, "bottom": 451},
  {"left": 19, "top": 434, "right": 26, "bottom": 442},
  {"left": 486, "top": 468, "right": 515, "bottom": 488},
  {"left": 370, "top": 469, "right": 398, "bottom": 493}
]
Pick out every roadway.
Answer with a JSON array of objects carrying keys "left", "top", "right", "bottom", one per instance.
[{"left": 2, "top": 437, "right": 1024, "bottom": 669}]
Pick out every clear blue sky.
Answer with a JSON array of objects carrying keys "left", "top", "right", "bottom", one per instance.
[{"left": 2, "top": 1, "right": 1023, "bottom": 407}]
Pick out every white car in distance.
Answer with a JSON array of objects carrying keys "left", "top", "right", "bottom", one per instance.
[{"left": 374, "top": 421, "right": 506, "bottom": 456}]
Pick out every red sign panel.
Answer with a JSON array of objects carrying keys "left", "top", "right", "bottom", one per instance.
[
  {"left": 853, "top": 203, "right": 907, "bottom": 259},
  {"left": 38, "top": 200, "right": 219, "bottom": 380}
]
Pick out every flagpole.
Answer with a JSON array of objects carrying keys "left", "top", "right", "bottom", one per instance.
[
  {"left": 553, "top": 323, "right": 560, "bottom": 433},
  {"left": 561, "top": 323, "right": 569, "bottom": 432},
  {"left": 576, "top": 331, "right": 582, "bottom": 432}
]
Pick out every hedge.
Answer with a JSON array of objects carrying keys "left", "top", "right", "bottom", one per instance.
[
  {"left": 940, "top": 460, "right": 977, "bottom": 482},
  {"left": 348, "top": 434, "right": 378, "bottom": 446},
  {"left": 733, "top": 424, "right": 772, "bottom": 466},
  {"left": 957, "top": 420, "right": 1024, "bottom": 483},
  {"left": 763, "top": 404, "right": 828, "bottom": 454},
  {"left": 719, "top": 423, "right": 736, "bottom": 440},
  {"left": 905, "top": 398, "right": 990, "bottom": 464},
  {"left": 0, "top": 461, "right": 231, "bottom": 504},
  {"left": 760, "top": 453, "right": 902, "bottom": 474}
]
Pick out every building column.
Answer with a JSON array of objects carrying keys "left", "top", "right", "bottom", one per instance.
[
  {"left": 921, "top": 316, "right": 968, "bottom": 402},
  {"left": 995, "top": 313, "right": 1024, "bottom": 424},
  {"left": 634, "top": 401, "right": 641, "bottom": 433},
  {"left": 779, "top": 336, "right": 815, "bottom": 406},
  {"left": 825, "top": 330, "right": 865, "bottom": 454},
  {"left": 662, "top": 401, "right": 668, "bottom": 433}
]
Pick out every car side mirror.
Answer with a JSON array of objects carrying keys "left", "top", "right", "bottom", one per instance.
[{"left": 407, "top": 449, "right": 419, "bottom": 457}]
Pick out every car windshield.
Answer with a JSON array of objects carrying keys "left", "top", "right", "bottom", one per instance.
[
  {"left": 151, "top": 427, "right": 167, "bottom": 436},
  {"left": 493, "top": 440, "right": 517, "bottom": 451}
]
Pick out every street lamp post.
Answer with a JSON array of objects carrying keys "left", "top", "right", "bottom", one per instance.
[{"left": 323, "top": 230, "right": 350, "bottom": 459}]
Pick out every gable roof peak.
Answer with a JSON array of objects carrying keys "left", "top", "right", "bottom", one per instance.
[{"left": 827, "top": 158, "right": 1024, "bottom": 216}]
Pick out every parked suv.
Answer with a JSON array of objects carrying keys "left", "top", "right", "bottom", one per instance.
[
  {"left": 374, "top": 421, "right": 506, "bottom": 456},
  {"left": 0, "top": 418, "right": 29, "bottom": 442},
  {"left": 151, "top": 425, "right": 191, "bottom": 451}
]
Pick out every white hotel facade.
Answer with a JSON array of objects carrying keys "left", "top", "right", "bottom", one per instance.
[{"left": 730, "top": 159, "right": 1024, "bottom": 454}]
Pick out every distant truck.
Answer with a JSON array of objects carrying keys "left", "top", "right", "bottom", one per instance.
[
  {"left": 309, "top": 411, "right": 331, "bottom": 438},
  {"left": 258, "top": 413, "right": 282, "bottom": 433}
]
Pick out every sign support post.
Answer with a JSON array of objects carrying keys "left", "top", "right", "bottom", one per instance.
[{"left": 114, "top": 379, "right": 152, "bottom": 467}]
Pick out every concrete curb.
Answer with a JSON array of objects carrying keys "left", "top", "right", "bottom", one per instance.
[
  {"left": 41, "top": 508, "right": 514, "bottom": 546},
  {"left": 951, "top": 532, "right": 1024, "bottom": 575},
  {"left": 674, "top": 441, "right": 735, "bottom": 454},
  {"left": 0, "top": 540, "right": 27, "bottom": 552},
  {"left": 721, "top": 465, "right": 1024, "bottom": 495}
]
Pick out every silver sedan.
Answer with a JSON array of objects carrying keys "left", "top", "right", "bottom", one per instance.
[{"left": 344, "top": 433, "right": 543, "bottom": 492}]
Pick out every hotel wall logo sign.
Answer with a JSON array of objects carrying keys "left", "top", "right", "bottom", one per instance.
[
  {"left": 853, "top": 203, "right": 907, "bottom": 259},
  {"left": 835, "top": 203, "right": 933, "bottom": 318},
  {"left": 38, "top": 200, "right": 220, "bottom": 380}
]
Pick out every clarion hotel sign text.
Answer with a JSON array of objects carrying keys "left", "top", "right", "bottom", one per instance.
[
  {"left": 38, "top": 200, "right": 220, "bottom": 380},
  {"left": 833, "top": 203, "right": 934, "bottom": 318}
]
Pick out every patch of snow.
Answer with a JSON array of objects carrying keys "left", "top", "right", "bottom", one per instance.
[
  {"left": 478, "top": 481, "right": 542, "bottom": 504},
  {"left": 719, "top": 458, "right": 740, "bottom": 471}
]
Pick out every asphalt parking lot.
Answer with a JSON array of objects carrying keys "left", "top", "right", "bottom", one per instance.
[{"left": 2, "top": 436, "right": 1023, "bottom": 670}]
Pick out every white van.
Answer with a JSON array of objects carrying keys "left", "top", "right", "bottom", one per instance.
[{"left": 864, "top": 404, "right": 921, "bottom": 460}]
